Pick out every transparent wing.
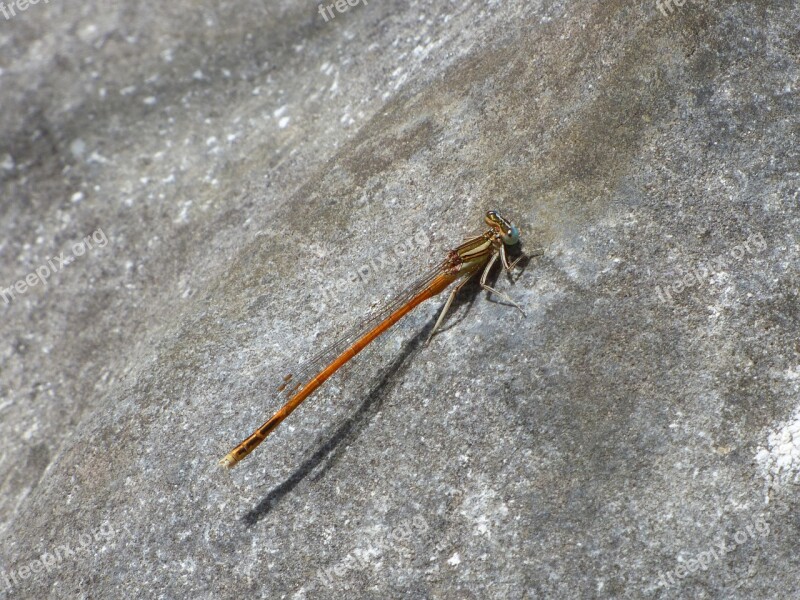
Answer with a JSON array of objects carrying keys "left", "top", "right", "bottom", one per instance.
[{"left": 271, "top": 257, "right": 452, "bottom": 401}]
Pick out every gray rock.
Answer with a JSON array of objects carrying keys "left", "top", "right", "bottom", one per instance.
[{"left": 0, "top": 1, "right": 798, "bottom": 598}]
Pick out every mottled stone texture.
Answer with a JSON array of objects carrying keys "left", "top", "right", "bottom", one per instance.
[{"left": 0, "top": 1, "right": 798, "bottom": 598}]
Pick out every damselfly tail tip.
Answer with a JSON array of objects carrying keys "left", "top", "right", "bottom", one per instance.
[{"left": 219, "top": 451, "right": 240, "bottom": 469}]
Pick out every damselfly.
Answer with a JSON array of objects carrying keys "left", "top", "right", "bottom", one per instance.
[{"left": 221, "top": 210, "right": 538, "bottom": 468}]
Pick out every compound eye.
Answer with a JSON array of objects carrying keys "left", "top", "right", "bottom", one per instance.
[{"left": 502, "top": 224, "right": 520, "bottom": 245}]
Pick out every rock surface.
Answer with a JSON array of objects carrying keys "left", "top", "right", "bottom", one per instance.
[{"left": 0, "top": 1, "right": 798, "bottom": 598}]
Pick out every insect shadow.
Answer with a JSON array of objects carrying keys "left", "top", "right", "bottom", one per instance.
[
  {"left": 242, "top": 246, "right": 534, "bottom": 525},
  {"left": 242, "top": 323, "right": 426, "bottom": 525}
]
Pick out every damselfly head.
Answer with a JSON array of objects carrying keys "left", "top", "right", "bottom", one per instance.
[{"left": 485, "top": 210, "right": 520, "bottom": 246}]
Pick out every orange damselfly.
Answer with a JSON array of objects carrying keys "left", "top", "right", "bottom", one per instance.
[{"left": 220, "top": 210, "right": 538, "bottom": 468}]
